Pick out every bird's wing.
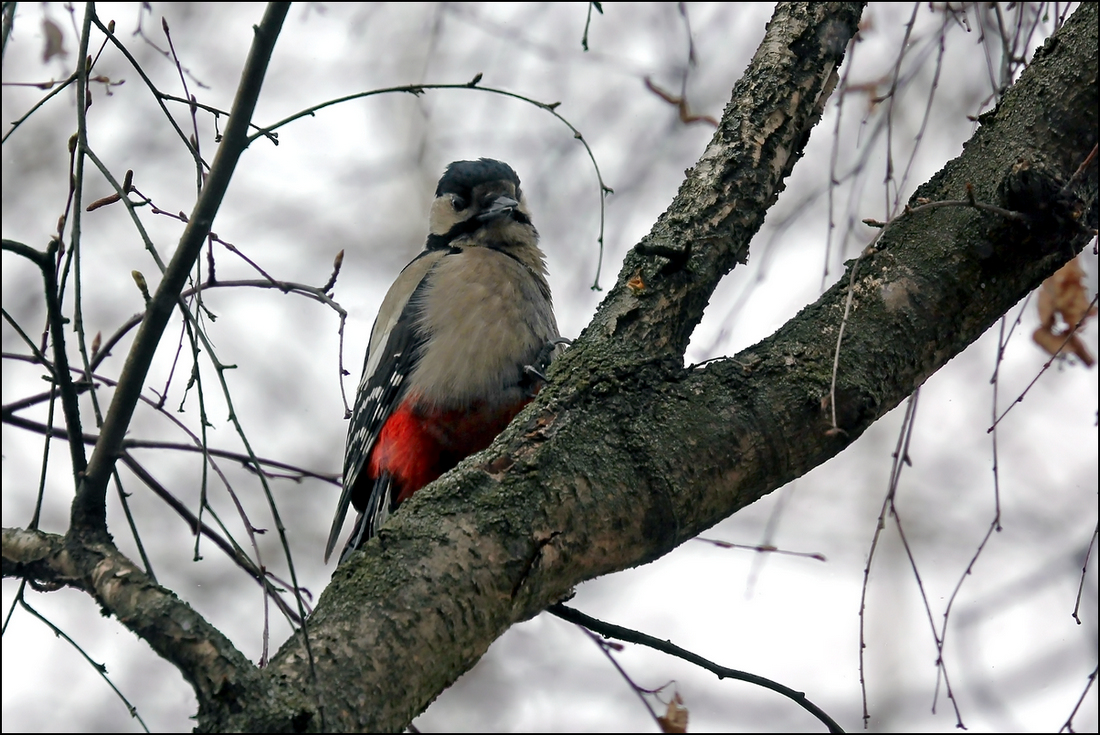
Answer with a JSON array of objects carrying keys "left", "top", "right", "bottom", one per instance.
[{"left": 324, "top": 249, "right": 448, "bottom": 562}]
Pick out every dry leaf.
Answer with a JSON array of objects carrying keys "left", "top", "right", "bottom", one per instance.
[
  {"left": 1033, "top": 257, "right": 1097, "bottom": 367},
  {"left": 41, "top": 18, "right": 67, "bottom": 63},
  {"left": 644, "top": 77, "right": 718, "bottom": 128},
  {"left": 657, "top": 692, "right": 689, "bottom": 734}
]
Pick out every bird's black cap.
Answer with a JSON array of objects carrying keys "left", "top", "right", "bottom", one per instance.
[{"left": 435, "top": 158, "right": 521, "bottom": 198}]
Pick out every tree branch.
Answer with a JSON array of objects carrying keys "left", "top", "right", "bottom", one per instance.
[
  {"left": 594, "top": 3, "right": 863, "bottom": 358},
  {"left": 548, "top": 603, "right": 844, "bottom": 733},
  {"left": 1, "top": 526, "right": 262, "bottom": 711},
  {"left": 259, "top": 5, "right": 869, "bottom": 732},
  {"left": 254, "top": 4, "right": 1095, "bottom": 732},
  {"left": 2, "top": 239, "right": 89, "bottom": 488}
]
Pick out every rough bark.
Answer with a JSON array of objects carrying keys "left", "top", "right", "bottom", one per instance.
[{"left": 260, "top": 4, "right": 1094, "bottom": 733}]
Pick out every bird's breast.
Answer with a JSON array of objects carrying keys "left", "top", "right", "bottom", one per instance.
[{"left": 406, "top": 247, "right": 557, "bottom": 408}]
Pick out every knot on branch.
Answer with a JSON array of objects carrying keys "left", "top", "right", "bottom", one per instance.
[{"left": 999, "top": 159, "right": 1089, "bottom": 253}]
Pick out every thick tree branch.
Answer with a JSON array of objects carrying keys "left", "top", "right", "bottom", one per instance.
[
  {"left": 1, "top": 526, "right": 262, "bottom": 710},
  {"left": 250, "top": 4, "right": 1095, "bottom": 733},
  {"left": 260, "top": 4, "right": 870, "bottom": 732},
  {"left": 593, "top": 3, "right": 865, "bottom": 359}
]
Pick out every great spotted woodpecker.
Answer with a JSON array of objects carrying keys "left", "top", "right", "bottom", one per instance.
[{"left": 325, "top": 159, "right": 560, "bottom": 564}]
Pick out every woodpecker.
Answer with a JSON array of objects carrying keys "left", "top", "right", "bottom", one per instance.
[{"left": 326, "top": 158, "right": 560, "bottom": 564}]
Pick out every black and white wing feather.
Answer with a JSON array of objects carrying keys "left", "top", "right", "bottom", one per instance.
[{"left": 324, "top": 251, "right": 444, "bottom": 562}]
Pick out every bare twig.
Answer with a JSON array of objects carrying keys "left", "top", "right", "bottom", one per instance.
[
  {"left": 77, "top": 2, "right": 290, "bottom": 530},
  {"left": 988, "top": 294, "right": 1100, "bottom": 433},
  {"left": 549, "top": 603, "right": 845, "bottom": 733},
  {"left": 245, "top": 77, "right": 612, "bottom": 289},
  {"left": 17, "top": 597, "right": 151, "bottom": 732}
]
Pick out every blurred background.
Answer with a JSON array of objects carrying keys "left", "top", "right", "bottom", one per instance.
[{"left": 2, "top": 3, "right": 1096, "bottom": 732}]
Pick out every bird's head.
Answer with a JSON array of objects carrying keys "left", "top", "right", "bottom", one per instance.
[{"left": 427, "top": 158, "right": 537, "bottom": 250}]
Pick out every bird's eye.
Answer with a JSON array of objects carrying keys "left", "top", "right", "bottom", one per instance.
[{"left": 450, "top": 195, "right": 468, "bottom": 211}]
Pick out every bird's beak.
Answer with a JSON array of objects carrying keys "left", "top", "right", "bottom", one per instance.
[{"left": 478, "top": 195, "right": 519, "bottom": 222}]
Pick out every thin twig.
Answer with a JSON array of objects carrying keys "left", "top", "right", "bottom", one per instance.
[
  {"left": 18, "top": 597, "right": 151, "bottom": 732},
  {"left": 859, "top": 391, "right": 919, "bottom": 728},
  {"left": 1072, "top": 526, "right": 1098, "bottom": 625},
  {"left": 580, "top": 2, "right": 602, "bottom": 51},
  {"left": 549, "top": 603, "right": 845, "bottom": 733},
  {"left": 1059, "top": 666, "right": 1098, "bottom": 734},
  {"left": 988, "top": 294, "right": 1100, "bottom": 433},
  {"left": 244, "top": 77, "right": 612, "bottom": 289}
]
